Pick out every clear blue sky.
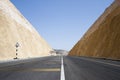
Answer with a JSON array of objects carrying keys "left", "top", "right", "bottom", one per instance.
[{"left": 11, "top": 0, "right": 114, "bottom": 51}]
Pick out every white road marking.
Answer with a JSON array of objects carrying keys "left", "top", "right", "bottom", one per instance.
[
  {"left": 61, "top": 56, "right": 65, "bottom": 80},
  {"left": 80, "top": 58, "right": 120, "bottom": 67}
]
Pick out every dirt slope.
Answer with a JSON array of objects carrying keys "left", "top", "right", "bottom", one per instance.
[
  {"left": 0, "top": 0, "right": 52, "bottom": 60},
  {"left": 69, "top": 1, "right": 120, "bottom": 60}
]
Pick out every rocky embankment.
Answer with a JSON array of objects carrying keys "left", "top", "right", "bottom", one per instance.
[
  {"left": 0, "top": 0, "right": 52, "bottom": 60},
  {"left": 69, "top": 1, "right": 120, "bottom": 60}
]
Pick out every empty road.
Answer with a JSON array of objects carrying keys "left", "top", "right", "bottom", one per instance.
[
  {"left": 0, "top": 56, "right": 120, "bottom": 80},
  {"left": 0, "top": 56, "right": 61, "bottom": 80},
  {"left": 64, "top": 56, "right": 120, "bottom": 80}
]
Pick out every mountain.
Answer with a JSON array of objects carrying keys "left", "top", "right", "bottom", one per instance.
[
  {"left": 69, "top": 1, "right": 120, "bottom": 60},
  {"left": 0, "top": 0, "right": 52, "bottom": 60},
  {"left": 54, "top": 49, "right": 68, "bottom": 56}
]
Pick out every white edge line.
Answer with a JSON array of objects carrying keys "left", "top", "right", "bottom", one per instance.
[
  {"left": 80, "top": 58, "right": 120, "bottom": 67},
  {"left": 61, "top": 56, "right": 65, "bottom": 80}
]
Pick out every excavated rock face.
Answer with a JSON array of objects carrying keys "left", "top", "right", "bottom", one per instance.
[
  {"left": 69, "top": 1, "right": 120, "bottom": 60},
  {"left": 0, "top": 0, "right": 52, "bottom": 60},
  {"left": 116, "top": 0, "right": 120, "bottom": 5}
]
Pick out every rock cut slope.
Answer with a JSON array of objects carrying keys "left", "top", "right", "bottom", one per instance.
[
  {"left": 0, "top": 0, "right": 52, "bottom": 60},
  {"left": 69, "top": 1, "right": 120, "bottom": 60}
]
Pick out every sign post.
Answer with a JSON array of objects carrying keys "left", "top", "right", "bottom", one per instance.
[{"left": 14, "top": 42, "right": 19, "bottom": 59}]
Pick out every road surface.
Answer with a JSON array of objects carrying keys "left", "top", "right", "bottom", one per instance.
[
  {"left": 0, "top": 56, "right": 120, "bottom": 80},
  {"left": 64, "top": 56, "right": 120, "bottom": 80},
  {"left": 0, "top": 56, "right": 61, "bottom": 80}
]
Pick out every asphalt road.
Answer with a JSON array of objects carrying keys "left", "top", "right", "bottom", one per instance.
[
  {"left": 64, "top": 56, "right": 120, "bottom": 80},
  {"left": 0, "top": 56, "right": 120, "bottom": 80},
  {"left": 0, "top": 56, "right": 61, "bottom": 80}
]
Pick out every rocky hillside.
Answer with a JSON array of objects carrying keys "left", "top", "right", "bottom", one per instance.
[
  {"left": 0, "top": 0, "right": 52, "bottom": 60},
  {"left": 69, "top": 1, "right": 120, "bottom": 60}
]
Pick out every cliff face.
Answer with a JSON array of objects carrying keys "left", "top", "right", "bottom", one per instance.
[
  {"left": 69, "top": 1, "right": 120, "bottom": 59},
  {"left": 0, "top": 0, "right": 52, "bottom": 60}
]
